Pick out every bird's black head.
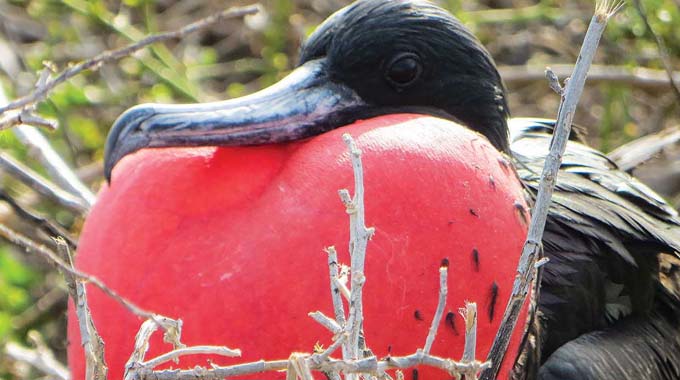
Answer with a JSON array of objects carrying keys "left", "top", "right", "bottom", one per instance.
[
  {"left": 300, "top": 0, "right": 509, "bottom": 150},
  {"left": 104, "top": 0, "right": 510, "bottom": 181}
]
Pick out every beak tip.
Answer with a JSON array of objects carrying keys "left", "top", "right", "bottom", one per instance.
[
  {"left": 104, "top": 104, "right": 157, "bottom": 185},
  {"left": 104, "top": 163, "right": 113, "bottom": 185}
]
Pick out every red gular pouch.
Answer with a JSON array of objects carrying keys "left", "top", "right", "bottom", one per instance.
[{"left": 69, "top": 114, "right": 530, "bottom": 380}]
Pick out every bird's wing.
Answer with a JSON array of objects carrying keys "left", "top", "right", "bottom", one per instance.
[
  {"left": 537, "top": 301, "right": 680, "bottom": 380},
  {"left": 509, "top": 118, "right": 680, "bottom": 262},
  {"left": 509, "top": 118, "right": 680, "bottom": 380}
]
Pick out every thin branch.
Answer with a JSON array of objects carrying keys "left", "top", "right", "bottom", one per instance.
[
  {"left": 12, "top": 287, "right": 68, "bottom": 331},
  {"left": 460, "top": 303, "right": 478, "bottom": 364},
  {"left": 142, "top": 346, "right": 241, "bottom": 369},
  {"left": 608, "top": 126, "right": 680, "bottom": 171},
  {"left": 324, "top": 244, "right": 351, "bottom": 366},
  {"left": 0, "top": 108, "right": 57, "bottom": 132},
  {"left": 125, "top": 317, "right": 185, "bottom": 380},
  {"left": 12, "top": 125, "right": 97, "bottom": 207},
  {"left": 4, "top": 331, "right": 70, "bottom": 380},
  {"left": 423, "top": 265, "right": 448, "bottom": 355},
  {"left": 339, "top": 134, "right": 376, "bottom": 364},
  {"left": 128, "top": 351, "right": 492, "bottom": 380},
  {"left": 545, "top": 67, "right": 563, "bottom": 95},
  {"left": 0, "top": 152, "right": 89, "bottom": 213},
  {"left": 481, "top": 2, "right": 620, "bottom": 378},
  {"left": 0, "top": 189, "right": 78, "bottom": 248},
  {"left": 499, "top": 64, "right": 680, "bottom": 90},
  {"left": 0, "top": 86, "right": 96, "bottom": 206},
  {"left": 0, "top": 5, "right": 259, "bottom": 116},
  {"left": 55, "top": 238, "right": 108, "bottom": 380},
  {"left": 309, "top": 311, "right": 343, "bottom": 335},
  {"left": 288, "top": 353, "right": 314, "bottom": 380},
  {"left": 459, "top": 302, "right": 482, "bottom": 380},
  {"left": 334, "top": 265, "right": 352, "bottom": 302},
  {"left": 311, "top": 334, "right": 348, "bottom": 365},
  {"left": 0, "top": 223, "right": 158, "bottom": 321},
  {"left": 631, "top": 0, "right": 680, "bottom": 102},
  {"left": 325, "top": 246, "right": 347, "bottom": 327}
]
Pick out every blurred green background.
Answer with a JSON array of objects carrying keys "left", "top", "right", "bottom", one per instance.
[{"left": 0, "top": 0, "right": 678, "bottom": 378}]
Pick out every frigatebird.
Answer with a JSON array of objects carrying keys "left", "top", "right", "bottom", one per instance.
[{"left": 103, "top": 0, "right": 680, "bottom": 378}]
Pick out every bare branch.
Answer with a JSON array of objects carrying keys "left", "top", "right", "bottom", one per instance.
[
  {"left": 0, "top": 223, "right": 158, "bottom": 321},
  {"left": 631, "top": 0, "right": 680, "bottom": 102},
  {"left": 0, "top": 5, "right": 259, "bottom": 116},
  {"left": 423, "top": 266, "right": 448, "bottom": 355},
  {"left": 482, "top": 3, "right": 619, "bottom": 378},
  {"left": 500, "top": 64, "right": 680, "bottom": 90},
  {"left": 0, "top": 87, "right": 96, "bottom": 206},
  {"left": 55, "top": 239, "right": 108, "bottom": 380},
  {"left": 288, "top": 353, "right": 314, "bottom": 380},
  {"left": 0, "top": 152, "right": 89, "bottom": 213},
  {"left": 4, "top": 331, "right": 70, "bottom": 380},
  {"left": 311, "top": 334, "right": 348, "bottom": 365},
  {"left": 325, "top": 246, "right": 347, "bottom": 327},
  {"left": 545, "top": 68, "right": 563, "bottom": 95},
  {"left": 309, "top": 311, "right": 343, "bottom": 335},
  {"left": 339, "top": 134, "right": 376, "bottom": 363},
  {"left": 129, "top": 350, "right": 493, "bottom": 380},
  {"left": 125, "top": 317, "right": 185, "bottom": 380},
  {"left": 334, "top": 265, "right": 352, "bottom": 302},
  {"left": 0, "top": 108, "right": 57, "bottom": 132},
  {"left": 12, "top": 125, "right": 97, "bottom": 207},
  {"left": 12, "top": 287, "right": 68, "bottom": 332},
  {"left": 0, "top": 189, "right": 78, "bottom": 248},
  {"left": 143, "top": 346, "right": 241, "bottom": 369},
  {"left": 460, "top": 302, "right": 478, "bottom": 364}
]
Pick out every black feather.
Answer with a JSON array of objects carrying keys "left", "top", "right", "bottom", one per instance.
[{"left": 510, "top": 119, "right": 680, "bottom": 379}]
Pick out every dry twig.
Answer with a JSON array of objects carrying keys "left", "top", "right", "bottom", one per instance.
[
  {"left": 0, "top": 5, "right": 259, "bottom": 116},
  {"left": 0, "top": 87, "right": 96, "bottom": 208},
  {"left": 0, "top": 189, "right": 78, "bottom": 247},
  {"left": 4, "top": 331, "right": 71, "bottom": 380},
  {"left": 500, "top": 64, "right": 680, "bottom": 90},
  {"left": 423, "top": 265, "right": 449, "bottom": 355},
  {"left": 0, "top": 108, "right": 56, "bottom": 132},
  {"left": 481, "top": 1, "right": 623, "bottom": 378},
  {"left": 0, "top": 152, "right": 89, "bottom": 213},
  {"left": 0, "top": 223, "right": 157, "bottom": 321},
  {"left": 12, "top": 124, "right": 97, "bottom": 207},
  {"left": 631, "top": 0, "right": 680, "bottom": 103},
  {"left": 55, "top": 238, "right": 107, "bottom": 380},
  {"left": 338, "top": 133, "right": 376, "bottom": 365}
]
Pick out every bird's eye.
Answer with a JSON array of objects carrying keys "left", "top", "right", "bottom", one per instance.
[{"left": 385, "top": 53, "right": 422, "bottom": 87}]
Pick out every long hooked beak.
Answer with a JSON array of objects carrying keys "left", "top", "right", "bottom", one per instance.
[{"left": 104, "top": 58, "right": 370, "bottom": 182}]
